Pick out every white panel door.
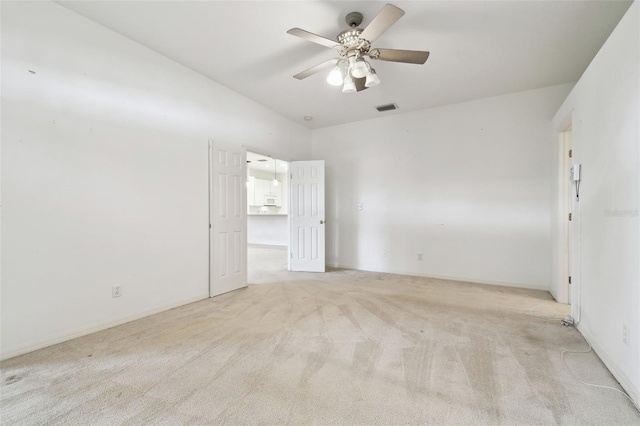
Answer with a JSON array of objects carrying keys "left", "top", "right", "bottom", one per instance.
[
  {"left": 209, "top": 140, "right": 247, "bottom": 296},
  {"left": 289, "top": 160, "right": 325, "bottom": 272}
]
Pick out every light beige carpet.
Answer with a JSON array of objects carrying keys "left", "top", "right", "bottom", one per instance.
[{"left": 2, "top": 248, "right": 639, "bottom": 424}]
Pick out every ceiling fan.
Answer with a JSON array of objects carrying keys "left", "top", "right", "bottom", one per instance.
[{"left": 287, "top": 3, "right": 430, "bottom": 93}]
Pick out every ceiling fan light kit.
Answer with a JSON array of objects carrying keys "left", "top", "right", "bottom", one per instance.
[
  {"left": 327, "top": 66, "right": 344, "bottom": 86},
  {"left": 365, "top": 68, "right": 380, "bottom": 88},
  {"left": 342, "top": 75, "right": 357, "bottom": 94},
  {"left": 349, "top": 57, "right": 368, "bottom": 78},
  {"left": 288, "top": 3, "right": 430, "bottom": 94},
  {"left": 326, "top": 56, "right": 379, "bottom": 91}
]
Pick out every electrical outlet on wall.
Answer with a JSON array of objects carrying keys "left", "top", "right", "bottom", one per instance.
[
  {"left": 622, "top": 324, "right": 629, "bottom": 345},
  {"left": 383, "top": 251, "right": 387, "bottom": 257},
  {"left": 417, "top": 253, "right": 423, "bottom": 261},
  {"left": 356, "top": 203, "right": 363, "bottom": 211},
  {"left": 112, "top": 285, "right": 122, "bottom": 298}
]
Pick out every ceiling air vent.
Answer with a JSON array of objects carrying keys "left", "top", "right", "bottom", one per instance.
[
  {"left": 257, "top": 159, "right": 268, "bottom": 162},
  {"left": 375, "top": 103, "right": 398, "bottom": 112}
]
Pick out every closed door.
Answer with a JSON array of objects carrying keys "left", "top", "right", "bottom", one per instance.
[
  {"left": 289, "top": 160, "right": 325, "bottom": 272},
  {"left": 209, "top": 140, "right": 247, "bottom": 296}
]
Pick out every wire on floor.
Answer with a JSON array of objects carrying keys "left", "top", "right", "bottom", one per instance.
[{"left": 562, "top": 336, "right": 640, "bottom": 413}]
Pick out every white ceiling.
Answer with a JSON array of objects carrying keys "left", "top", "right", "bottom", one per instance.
[
  {"left": 57, "top": 1, "right": 632, "bottom": 129},
  {"left": 247, "top": 151, "right": 288, "bottom": 173}
]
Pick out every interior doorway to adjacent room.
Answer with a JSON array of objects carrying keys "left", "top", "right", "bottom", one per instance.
[{"left": 246, "top": 152, "right": 290, "bottom": 283}]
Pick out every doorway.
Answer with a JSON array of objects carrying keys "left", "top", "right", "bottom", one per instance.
[{"left": 246, "top": 151, "right": 290, "bottom": 283}]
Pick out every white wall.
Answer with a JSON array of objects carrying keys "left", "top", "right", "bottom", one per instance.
[
  {"left": 1, "top": 1, "right": 311, "bottom": 359},
  {"left": 552, "top": 1, "right": 639, "bottom": 405},
  {"left": 312, "top": 84, "right": 573, "bottom": 290}
]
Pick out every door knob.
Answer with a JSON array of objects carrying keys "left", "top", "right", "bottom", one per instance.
[{"left": 320, "top": 220, "right": 325, "bottom": 224}]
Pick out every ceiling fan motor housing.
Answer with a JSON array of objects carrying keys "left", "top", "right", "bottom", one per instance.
[{"left": 336, "top": 29, "right": 371, "bottom": 56}]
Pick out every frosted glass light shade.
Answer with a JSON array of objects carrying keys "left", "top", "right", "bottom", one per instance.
[
  {"left": 351, "top": 60, "right": 368, "bottom": 79},
  {"left": 342, "top": 75, "right": 356, "bottom": 93},
  {"left": 365, "top": 69, "right": 380, "bottom": 87},
  {"left": 327, "top": 68, "right": 343, "bottom": 86}
]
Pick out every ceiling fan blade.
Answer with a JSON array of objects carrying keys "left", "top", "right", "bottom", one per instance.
[
  {"left": 372, "top": 49, "right": 430, "bottom": 65},
  {"left": 287, "top": 28, "right": 339, "bottom": 49},
  {"left": 359, "top": 4, "right": 405, "bottom": 43},
  {"left": 354, "top": 77, "right": 368, "bottom": 92},
  {"left": 293, "top": 58, "right": 339, "bottom": 80}
]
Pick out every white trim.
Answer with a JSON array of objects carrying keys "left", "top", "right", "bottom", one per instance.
[
  {"left": 327, "top": 262, "right": 549, "bottom": 291},
  {"left": 249, "top": 243, "right": 287, "bottom": 249},
  {"left": 571, "top": 199, "right": 582, "bottom": 323},
  {"left": 555, "top": 130, "right": 571, "bottom": 304},
  {"left": 577, "top": 323, "right": 640, "bottom": 408},
  {"left": 208, "top": 139, "right": 212, "bottom": 298},
  {"left": 243, "top": 146, "right": 291, "bottom": 162},
  {"left": 0, "top": 294, "right": 209, "bottom": 361}
]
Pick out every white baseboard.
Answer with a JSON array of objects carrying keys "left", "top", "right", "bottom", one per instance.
[
  {"left": 248, "top": 243, "right": 287, "bottom": 249},
  {"left": 577, "top": 323, "right": 640, "bottom": 408},
  {"left": 1, "top": 294, "right": 209, "bottom": 361},
  {"left": 328, "top": 262, "right": 549, "bottom": 292}
]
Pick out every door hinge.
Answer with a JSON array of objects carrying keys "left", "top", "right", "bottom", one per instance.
[
  {"left": 568, "top": 149, "right": 572, "bottom": 158},
  {"left": 569, "top": 276, "right": 572, "bottom": 284},
  {"left": 291, "top": 173, "right": 293, "bottom": 179},
  {"left": 568, "top": 213, "right": 572, "bottom": 221},
  {"left": 209, "top": 224, "right": 211, "bottom": 229},
  {"left": 290, "top": 252, "right": 293, "bottom": 259}
]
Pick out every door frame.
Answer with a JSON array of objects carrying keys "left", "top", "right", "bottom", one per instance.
[
  {"left": 557, "top": 128, "right": 572, "bottom": 305},
  {"left": 212, "top": 145, "right": 327, "bottom": 286},
  {"left": 556, "top": 115, "right": 580, "bottom": 322}
]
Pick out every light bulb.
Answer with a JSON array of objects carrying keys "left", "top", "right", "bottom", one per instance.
[
  {"left": 342, "top": 75, "right": 356, "bottom": 93},
  {"left": 273, "top": 179, "right": 279, "bottom": 186},
  {"left": 327, "top": 67, "right": 343, "bottom": 86},
  {"left": 365, "top": 68, "right": 380, "bottom": 87},
  {"left": 351, "top": 60, "right": 368, "bottom": 79}
]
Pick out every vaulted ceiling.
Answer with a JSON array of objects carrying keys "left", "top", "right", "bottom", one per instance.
[{"left": 57, "top": 1, "right": 632, "bottom": 129}]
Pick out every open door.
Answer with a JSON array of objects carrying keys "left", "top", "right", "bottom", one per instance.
[
  {"left": 289, "top": 160, "right": 325, "bottom": 272},
  {"left": 209, "top": 140, "right": 247, "bottom": 296}
]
